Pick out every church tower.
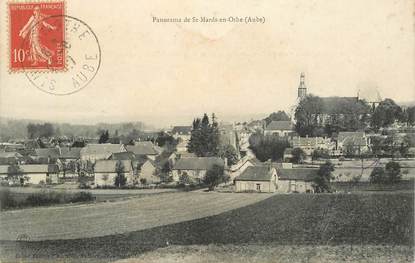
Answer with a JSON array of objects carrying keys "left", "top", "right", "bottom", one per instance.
[{"left": 297, "top": 72, "right": 307, "bottom": 99}]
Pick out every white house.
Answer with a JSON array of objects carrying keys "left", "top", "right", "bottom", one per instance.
[
  {"left": 228, "top": 156, "right": 255, "bottom": 181},
  {"left": 336, "top": 132, "right": 369, "bottom": 156},
  {"left": 276, "top": 168, "right": 317, "bottom": 193},
  {"left": 291, "top": 136, "right": 334, "bottom": 156},
  {"left": 171, "top": 126, "right": 192, "bottom": 153},
  {"left": 137, "top": 159, "right": 160, "bottom": 185},
  {"left": 0, "top": 164, "right": 59, "bottom": 185},
  {"left": 234, "top": 166, "right": 278, "bottom": 193},
  {"left": 94, "top": 160, "right": 133, "bottom": 187}
]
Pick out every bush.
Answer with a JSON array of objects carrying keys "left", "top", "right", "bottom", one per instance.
[
  {"left": 313, "top": 161, "right": 335, "bottom": 193},
  {"left": 203, "top": 164, "right": 228, "bottom": 191},
  {"left": 0, "top": 188, "right": 15, "bottom": 210},
  {"left": 69, "top": 192, "right": 94, "bottom": 203},
  {"left": 370, "top": 161, "right": 402, "bottom": 184},
  {"left": 291, "top": 148, "right": 306, "bottom": 164},
  {"left": 370, "top": 167, "right": 386, "bottom": 184},
  {"left": 1, "top": 189, "right": 96, "bottom": 210},
  {"left": 25, "top": 191, "right": 63, "bottom": 206}
]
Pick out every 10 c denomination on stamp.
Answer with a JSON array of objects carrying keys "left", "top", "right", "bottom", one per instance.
[{"left": 9, "top": 1, "right": 65, "bottom": 71}]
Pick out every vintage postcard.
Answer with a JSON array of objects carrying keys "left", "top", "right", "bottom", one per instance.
[{"left": 0, "top": 0, "right": 414, "bottom": 262}]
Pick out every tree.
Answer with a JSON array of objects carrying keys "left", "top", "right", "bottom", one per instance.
[
  {"left": 98, "top": 130, "right": 110, "bottom": 144},
  {"left": 399, "top": 133, "right": 415, "bottom": 157},
  {"left": 371, "top": 99, "right": 403, "bottom": 129},
  {"left": 370, "top": 161, "right": 401, "bottom": 184},
  {"left": 179, "top": 172, "right": 191, "bottom": 185},
  {"left": 294, "top": 95, "right": 324, "bottom": 137},
  {"left": 203, "top": 164, "right": 228, "bottom": 191},
  {"left": 114, "top": 160, "right": 127, "bottom": 187},
  {"left": 369, "top": 167, "right": 386, "bottom": 184},
  {"left": 313, "top": 161, "right": 335, "bottom": 193},
  {"left": 311, "top": 148, "right": 330, "bottom": 162},
  {"left": 140, "top": 178, "right": 147, "bottom": 185},
  {"left": 156, "top": 131, "right": 178, "bottom": 152},
  {"left": 27, "top": 123, "right": 55, "bottom": 139},
  {"left": 249, "top": 132, "right": 290, "bottom": 162},
  {"left": 264, "top": 111, "right": 290, "bottom": 125},
  {"left": 188, "top": 113, "right": 220, "bottom": 157},
  {"left": 385, "top": 161, "right": 401, "bottom": 183},
  {"left": 370, "top": 136, "right": 384, "bottom": 156},
  {"left": 7, "top": 164, "right": 24, "bottom": 185},
  {"left": 218, "top": 144, "right": 239, "bottom": 166},
  {"left": 291, "top": 147, "right": 306, "bottom": 164},
  {"left": 404, "top": 106, "right": 415, "bottom": 126},
  {"left": 72, "top": 140, "right": 85, "bottom": 147}
]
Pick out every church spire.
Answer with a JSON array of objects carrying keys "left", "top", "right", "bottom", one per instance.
[{"left": 298, "top": 72, "right": 307, "bottom": 99}]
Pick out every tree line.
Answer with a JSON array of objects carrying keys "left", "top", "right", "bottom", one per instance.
[{"left": 294, "top": 95, "right": 415, "bottom": 137}]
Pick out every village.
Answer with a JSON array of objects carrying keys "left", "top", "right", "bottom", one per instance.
[{"left": 1, "top": 73, "right": 414, "bottom": 195}]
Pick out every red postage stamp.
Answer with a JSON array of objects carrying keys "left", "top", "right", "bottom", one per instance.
[{"left": 9, "top": 1, "right": 65, "bottom": 71}]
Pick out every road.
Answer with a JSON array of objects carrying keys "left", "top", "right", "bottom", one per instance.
[{"left": 0, "top": 191, "right": 272, "bottom": 241}]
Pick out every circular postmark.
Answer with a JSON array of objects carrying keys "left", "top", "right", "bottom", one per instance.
[{"left": 21, "top": 15, "right": 101, "bottom": 95}]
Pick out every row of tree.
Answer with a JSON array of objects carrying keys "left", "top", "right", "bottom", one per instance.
[{"left": 294, "top": 95, "right": 415, "bottom": 137}]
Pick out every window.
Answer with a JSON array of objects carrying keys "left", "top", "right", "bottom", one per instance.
[{"left": 256, "top": 184, "right": 261, "bottom": 191}]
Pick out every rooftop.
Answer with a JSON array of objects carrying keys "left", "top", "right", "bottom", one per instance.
[
  {"left": 277, "top": 168, "right": 319, "bottom": 181},
  {"left": 172, "top": 157, "right": 224, "bottom": 170},
  {"left": 265, "top": 121, "right": 293, "bottom": 131},
  {"left": 235, "top": 166, "right": 274, "bottom": 181}
]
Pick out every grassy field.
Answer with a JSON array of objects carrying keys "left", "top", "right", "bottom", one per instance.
[
  {"left": 332, "top": 180, "right": 414, "bottom": 192},
  {"left": 0, "top": 192, "right": 413, "bottom": 262},
  {"left": 114, "top": 244, "right": 414, "bottom": 263},
  {"left": 0, "top": 191, "right": 271, "bottom": 241}
]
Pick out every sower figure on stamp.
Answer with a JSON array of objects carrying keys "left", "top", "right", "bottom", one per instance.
[{"left": 19, "top": 6, "right": 56, "bottom": 65}]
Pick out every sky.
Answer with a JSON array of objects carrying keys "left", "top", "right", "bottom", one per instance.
[{"left": 0, "top": 0, "right": 413, "bottom": 128}]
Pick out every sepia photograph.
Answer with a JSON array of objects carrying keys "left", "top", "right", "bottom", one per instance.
[{"left": 0, "top": 0, "right": 414, "bottom": 262}]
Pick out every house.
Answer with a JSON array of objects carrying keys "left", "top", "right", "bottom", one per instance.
[
  {"left": 291, "top": 136, "right": 334, "bottom": 156},
  {"left": 137, "top": 159, "right": 160, "bottom": 185},
  {"left": 93, "top": 160, "right": 133, "bottom": 187},
  {"left": 336, "top": 132, "right": 369, "bottom": 156},
  {"left": 0, "top": 142, "right": 25, "bottom": 153},
  {"left": 171, "top": 157, "right": 225, "bottom": 183},
  {"left": 34, "top": 148, "right": 61, "bottom": 163},
  {"left": 171, "top": 126, "right": 192, "bottom": 152},
  {"left": 234, "top": 166, "right": 277, "bottom": 193},
  {"left": 126, "top": 142, "right": 159, "bottom": 160},
  {"left": 0, "top": 164, "right": 59, "bottom": 185},
  {"left": 59, "top": 147, "right": 82, "bottom": 161},
  {"left": 219, "top": 123, "right": 240, "bottom": 157},
  {"left": 171, "top": 126, "right": 192, "bottom": 139},
  {"left": 228, "top": 156, "right": 255, "bottom": 181},
  {"left": 80, "top": 144, "right": 127, "bottom": 162},
  {"left": 264, "top": 121, "right": 294, "bottom": 137},
  {"left": 277, "top": 168, "right": 318, "bottom": 193},
  {"left": 58, "top": 147, "right": 82, "bottom": 177}
]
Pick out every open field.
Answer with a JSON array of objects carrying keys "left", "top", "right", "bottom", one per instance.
[
  {"left": 114, "top": 244, "right": 414, "bottom": 263},
  {"left": 332, "top": 180, "right": 414, "bottom": 192},
  {"left": 0, "top": 192, "right": 413, "bottom": 262},
  {"left": 0, "top": 191, "right": 272, "bottom": 241}
]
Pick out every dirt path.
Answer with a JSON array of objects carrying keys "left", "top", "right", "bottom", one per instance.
[{"left": 0, "top": 192, "right": 272, "bottom": 241}]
